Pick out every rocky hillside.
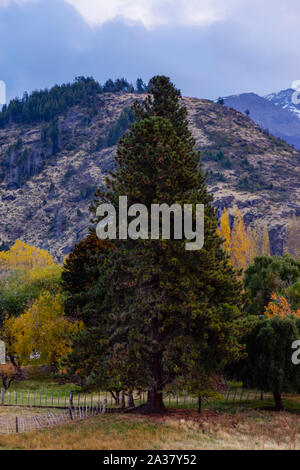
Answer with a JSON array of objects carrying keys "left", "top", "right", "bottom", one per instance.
[{"left": 0, "top": 90, "right": 299, "bottom": 261}]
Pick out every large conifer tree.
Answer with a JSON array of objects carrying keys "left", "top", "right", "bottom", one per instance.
[{"left": 64, "top": 76, "right": 244, "bottom": 413}]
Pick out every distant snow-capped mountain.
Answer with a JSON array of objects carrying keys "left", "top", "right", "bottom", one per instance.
[
  {"left": 223, "top": 91, "right": 300, "bottom": 149},
  {"left": 265, "top": 89, "right": 300, "bottom": 118}
]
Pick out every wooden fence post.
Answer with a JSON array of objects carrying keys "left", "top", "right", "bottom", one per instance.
[
  {"left": 69, "top": 390, "right": 74, "bottom": 408},
  {"left": 1, "top": 388, "right": 4, "bottom": 405},
  {"left": 15, "top": 417, "right": 18, "bottom": 433},
  {"left": 102, "top": 398, "right": 107, "bottom": 414}
]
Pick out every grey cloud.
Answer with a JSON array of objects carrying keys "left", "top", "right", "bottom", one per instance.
[{"left": 1, "top": 0, "right": 300, "bottom": 102}]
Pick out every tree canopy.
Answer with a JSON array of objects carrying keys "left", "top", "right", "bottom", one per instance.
[
  {"left": 0, "top": 240, "right": 61, "bottom": 320},
  {"left": 1, "top": 293, "right": 82, "bottom": 367},
  {"left": 230, "top": 315, "right": 300, "bottom": 410},
  {"left": 244, "top": 254, "right": 300, "bottom": 315},
  {"left": 63, "top": 76, "right": 244, "bottom": 413},
  {"left": 0, "top": 76, "right": 147, "bottom": 128}
]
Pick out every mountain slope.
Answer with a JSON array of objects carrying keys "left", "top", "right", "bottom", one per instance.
[
  {"left": 0, "top": 91, "right": 300, "bottom": 261},
  {"left": 224, "top": 92, "right": 300, "bottom": 149},
  {"left": 265, "top": 88, "right": 300, "bottom": 118}
]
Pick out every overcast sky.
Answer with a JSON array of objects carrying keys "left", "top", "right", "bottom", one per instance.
[{"left": 1, "top": 0, "right": 300, "bottom": 102}]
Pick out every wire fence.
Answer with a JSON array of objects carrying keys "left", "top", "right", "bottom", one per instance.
[
  {"left": 223, "top": 388, "right": 271, "bottom": 402},
  {"left": 0, "top": 388, "right": 296, "bottom": 435},
  {"left": 1, "top": 389, "right": 143, "bottom": 409},
  {"left": 0, "top": 387, "right": 278, "bottom": 410},
  {"left": 0, "top": 401, "right": 115, "bottom": 434}
]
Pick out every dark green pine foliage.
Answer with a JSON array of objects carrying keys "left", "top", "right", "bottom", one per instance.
[
  {"left": 230, "top": 315, "right": 300, "bottom": 411},
  {"left": 135, "top": 78, "right": 147, "bottom": 93},
  {"left": 133, "top": 75, "right": 193, "bottom": 146},
  {"left": 0, "top": 77, "right": 101, "bottom": 127},
  {"left": 244, "top": 254, "right": 300, "bottom": 315},
  {"left": 106, "top": 107, "right": 135, "bottom": 147},
  {"left": 0, "top": 76, "right": 141, "bottom": 128},
  {"left": 67, "top": 76, "right": 244, "bottom": 413}
]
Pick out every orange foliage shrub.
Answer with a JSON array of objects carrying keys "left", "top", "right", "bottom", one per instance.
[{"left": 264, "top": 293, "right": 300, "bottom": 318}]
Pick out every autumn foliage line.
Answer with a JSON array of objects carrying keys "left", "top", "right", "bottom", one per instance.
[
  {"left": 218, "top": 208, "right": 300, "bottom": 274},
  {"left": 0, "top": 240, "right": 54, "bottom": 273},
  {"left": 218, "top": 207, "right": 270, "bottom": 272}
]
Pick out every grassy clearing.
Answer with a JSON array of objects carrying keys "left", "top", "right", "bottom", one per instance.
[
  {"left": 0, "top": 402, "right": 300, "bottom": 450},
  {"left": 8, "top": 367, "right": 79, "bottom": 393},
  {"left": 0, "top": 406, "right": 58, "bottom": 417}
]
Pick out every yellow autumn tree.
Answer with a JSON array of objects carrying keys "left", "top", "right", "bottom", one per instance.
[
  {"left": 25, "top": 264, "right": 62, "bottom": 295},
  {"left": 0, "top": 241, "right": 62, "bottom": 318},
  {"left": 265, "top": 293, "right": 300, "bottom": 319},
  {"left": 0, "top": 240, "right": 55, "bottom": 275},
  {"left": 230, "top": 207, "right": 254, "bottom": 271},
  {"left": 218, "top": 208, "right": 231, "bottom": 255},
  {"left": 219, "top": 208, "right": 270, "bottom": 271},
  {"left": 1, "top": 293, "right": 82, "bottom": 366}
]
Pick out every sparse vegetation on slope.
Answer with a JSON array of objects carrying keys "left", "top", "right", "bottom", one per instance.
[{"left": 0, "top": 81, "right": 299, "bottom": 260}]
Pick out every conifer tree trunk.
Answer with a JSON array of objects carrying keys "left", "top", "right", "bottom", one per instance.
[
  {"left": 128, "top": 391, "right": 135, "bottom": 408},
  {"left": 198, "top": 396, "right": 202, "bottom": 413},
  {"left": 145, "top": 387, "right": 165, "bottom": 414},
  {"left": 273, "top": 392, "right": 284, "bottom": 411},
  {"left": 144, "top": 316, "right": 166, "bottom": 414}
]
